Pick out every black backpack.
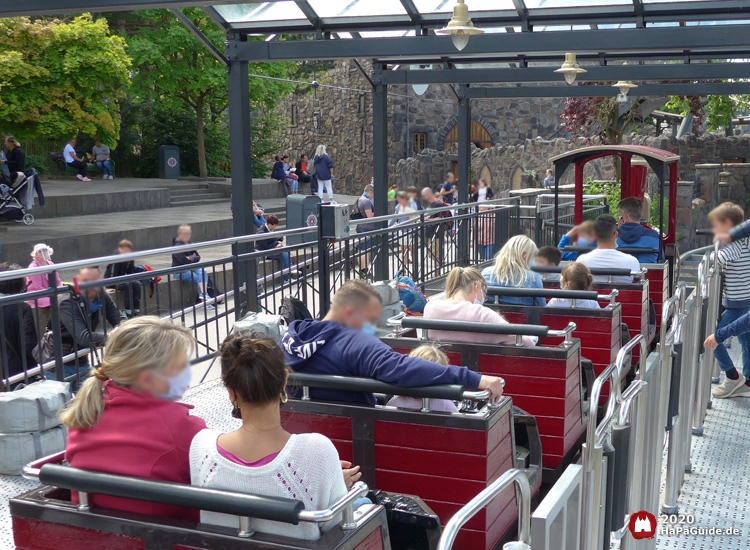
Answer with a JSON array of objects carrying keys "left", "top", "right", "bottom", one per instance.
[
  {"left": 279, "top": 296, "right": 313, "bottom": 325},
  {"left": 349, "top": 197, "right": 365, "bottom": 221}
]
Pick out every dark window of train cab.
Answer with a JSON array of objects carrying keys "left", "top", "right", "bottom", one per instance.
[{"left": 413, "top": 132, "right": 427, "bottom": 154}]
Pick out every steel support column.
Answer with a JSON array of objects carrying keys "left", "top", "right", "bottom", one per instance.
[
  {"left": 373, "top": 82, "right": 389, "bottom": 281},
  {"left": 457, "top": 89, "right": 471, "bottom": 266},
  {"left": 228, "top": 59, "right": 258, "bottom": 316}
]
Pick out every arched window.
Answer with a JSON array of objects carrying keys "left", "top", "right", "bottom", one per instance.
[{"left": 444, "top": 121, "right": 493, "bottom": 150}]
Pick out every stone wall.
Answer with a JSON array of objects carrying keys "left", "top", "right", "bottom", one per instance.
[{"left": 275, "top": 60, "right": 565, "bottom": 195}]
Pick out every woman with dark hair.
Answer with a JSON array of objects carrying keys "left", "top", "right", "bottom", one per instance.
[
  {"left": 190, "top": 334, "right": 348, "bottom": 540},
  {"left": 0, "top": 262, "right": 39, "bottom": 388},
  {"left": 0, "top": 136, "right": 26, "bottom": 186}
]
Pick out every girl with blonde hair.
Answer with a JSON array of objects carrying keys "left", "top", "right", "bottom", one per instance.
[
  {"left": 387, "top": 345, "right": 460, "bottom": 412},
  {"left": 62, "top": 316, "right": 206, "bottom": 521},
  {"left": 423, "top": 267, "right": 536, "bottom": 346},
  {"left": 482, "top": 235, "right": 545, "bottom": 306}
]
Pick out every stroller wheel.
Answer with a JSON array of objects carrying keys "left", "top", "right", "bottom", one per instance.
[{"left": 22, "top": 213, "right": 34, "bottom": 225}]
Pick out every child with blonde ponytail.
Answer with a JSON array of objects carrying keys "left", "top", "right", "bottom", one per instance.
[{"left": 62, "top": 316, "right": 205, "bottom": 521}]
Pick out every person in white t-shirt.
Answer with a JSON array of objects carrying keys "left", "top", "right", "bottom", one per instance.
[
  {"left": 63, "top": 138, "right": 91, "bottom": 182},
  {"left": 577, "top": 214, "right": 640, "bottom": 284}
]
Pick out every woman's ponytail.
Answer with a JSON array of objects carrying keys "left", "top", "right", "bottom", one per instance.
[{"left": 60, "top": 374, "right": 106, "bottom": 429}]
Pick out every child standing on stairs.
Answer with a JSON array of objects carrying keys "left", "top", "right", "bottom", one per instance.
[{"left": 706, "top": 202, "right": 750, "bottom": 399}]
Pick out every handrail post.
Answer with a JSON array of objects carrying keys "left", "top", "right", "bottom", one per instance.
[{"left": 48, "top": 271, "right": 65, "bottom": 383}]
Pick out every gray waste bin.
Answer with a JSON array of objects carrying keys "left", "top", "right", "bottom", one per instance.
[
  {"left": 286, "top": 195, "right": 321, "bottom": 245},
  {"left": 158, "top": 145, "right": 180, "bottom": 179}
]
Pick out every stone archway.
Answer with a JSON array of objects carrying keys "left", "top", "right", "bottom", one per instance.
[
  {"left": 511, "top": 166, "right": 524, "bottom": 191},
  {"left": 437, "top": 116, "right": 498, "bottom": 151},
  {"left": 479, "top": 165, "right": 492, "bottom": 188}
]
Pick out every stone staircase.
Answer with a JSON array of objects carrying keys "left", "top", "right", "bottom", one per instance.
[{"left": 169, "top": 184, "right": 226, "bottom": 207}]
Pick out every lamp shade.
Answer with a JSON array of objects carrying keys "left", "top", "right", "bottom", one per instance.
[
  {"left": 613, "top": 80, "right": 638, "bottom": 95},
  {"left": 554, "top": 52, "right": 587, "bottom": 85},
  {"left": 436, "top": 0, "right": 484, "bottom": 51}
]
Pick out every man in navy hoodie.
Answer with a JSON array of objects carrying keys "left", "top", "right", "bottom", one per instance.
[
  {"left": 280, "top": 280, "right": 504, "bottom": 405},
  {"left": 616, "top": 197, "right": 662, "bottom": 263}
]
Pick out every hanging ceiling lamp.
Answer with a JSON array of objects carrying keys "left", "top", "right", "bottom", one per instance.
[
  {"left": 554, "top": 53, "right": 587, "bottom": 85},
  {"left": 436, "top": 0, "right": 484, "bottom": 52},
  {"left": 613, "top": 80, "right": 638, "bottom": 95}
]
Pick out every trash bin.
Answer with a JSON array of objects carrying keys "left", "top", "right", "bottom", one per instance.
[
  {"left": 286, "top": 195, "right": 321, "bottom": 245},
  {"left": 158, "top": 145, "right": 180, "bottom": 179}
]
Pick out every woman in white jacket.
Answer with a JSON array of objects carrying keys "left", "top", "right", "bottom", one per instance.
[{"left": 190, "top": 334, "right": 348, "bottom": 540}]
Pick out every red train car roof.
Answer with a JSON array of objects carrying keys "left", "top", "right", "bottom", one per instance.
[{"left": 549, "top": 145, "right": 680, "bottom": 164}]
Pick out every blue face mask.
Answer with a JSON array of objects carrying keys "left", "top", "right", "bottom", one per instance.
[
  {"left": 578, "top": 238, "right": 593, "bottom": 247},
  {"left": 88, "top": 300, "right": 102, "bottom": 313},
  {"left": 362, "top": 322, "right": 378, "bottom": 336},
  {"left": 154, "top": 366, "right": 192, "bottom": 402}
]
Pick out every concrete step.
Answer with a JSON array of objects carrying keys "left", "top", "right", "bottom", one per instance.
[
  {"left": 169, "top": 186, "right": 207, "bottom": 195},
  {"left": 170, "top": 198, "right": 229, "bottom": 208},
  {"left": 170, "top": 193, "right": 224, "bottom": 203}
]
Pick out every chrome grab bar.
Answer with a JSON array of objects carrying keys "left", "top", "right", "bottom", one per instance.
[
  {"left": 547, "top": 322, "right": 577, "bottom": 345},
  {"left": 598, "top": 289, "right": 619, "bottom": 307},
  {"left": 298, "top": 481, "right": 369, "bottom": 530},
  {"left": 21, "top": 450, "right": 66, "bottom": 481},
  {"left": 437, "top": 469, "right": 531, "bottom": 550}
]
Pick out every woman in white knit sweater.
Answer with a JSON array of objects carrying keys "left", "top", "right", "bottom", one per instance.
[{"left": 190, "top": 334, "right": 347, "bottom": 540}]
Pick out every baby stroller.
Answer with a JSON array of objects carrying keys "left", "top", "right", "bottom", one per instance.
[{"left": 0, "top": 168, "right": 40, "bottom": 225}]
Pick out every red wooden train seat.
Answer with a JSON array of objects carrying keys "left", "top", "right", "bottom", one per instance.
[
  {"left": 487, "top": 302, "right": 622, "bottom": 406},
  {"left": 644, "top": 262, "right": 669, "bottom": 334},
  {"left": 381, "top": 328, "right": 585, "bottom": 482},
  {"left": 12, "top": 462, "right": 389, "bottom": 550},
  {"left": 280, "top": 393, "right": 536, "bottom": 550}
]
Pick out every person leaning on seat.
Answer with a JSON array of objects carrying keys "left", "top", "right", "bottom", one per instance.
[
  {"left": 63, "top": 137, "right": 91, "bottom": 182},
  {"left": 190, "top": 333, "right": 349, "bottom": 540},
  {"left": 280, "top": 280, "right": 504, "bottom": 406}
]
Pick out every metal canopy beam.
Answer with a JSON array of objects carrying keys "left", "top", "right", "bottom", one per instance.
[
  {"left": 170, "top": 8, "right": 227, "bottom": 67},
  {"left": 400, "top": 0, "right": 423, "bottom": 25},
  {"left": 228, "top": 26, "right": 750, "bottom": 63},
  {"left": 462, "top": 82, "right": 750, "bottom": 99},
  {"left": 0, "top": 0, "right": 250, "bottom": 17},
  {"left": 373, "top": 62, "right": 750, "bottom": 86},
  {"left": 295, "top": 1, "right": 321, "bottom": 29}
]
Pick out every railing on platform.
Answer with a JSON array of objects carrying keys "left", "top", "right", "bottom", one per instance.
[
  {"left": 0, "top": 197, "right": 520, "bottom": 391},
  {"left": 516, "top": 193, "right": 608, "bottom": 247}
]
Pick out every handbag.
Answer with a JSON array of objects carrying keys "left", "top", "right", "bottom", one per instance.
[{"left": 32, "top": 330, "right": 55, "bottom": 366}]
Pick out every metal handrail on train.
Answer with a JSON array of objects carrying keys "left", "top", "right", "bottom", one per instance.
[
  {"left": 391, "top": 316, "right": 577, "bottom": 346},
  {"left": 486, "top": 286, "right": 619, "bottom": 307},
  {"left": 288, "top": 372, "right": 504, "bottom": 412},
  {"left": 532, "top": 264, "right": 648, "bottom": 283},
  {"left": 23, "top": 462, "right": 369, "bottom": 539},
  {"left": 437, "top": 468, "right": 531, "bottom": 550}
]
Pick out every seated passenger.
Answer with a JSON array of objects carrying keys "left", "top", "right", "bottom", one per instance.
[
  {"left": 424, "top": 267, "right": 536, "bottom": 346},
  {"left": 280, "top": 280, "right": 504, "bottom": 406},
  {"left": 190, "top": 334, "right": 347, "bottom": 540},
  {"left": 387, "top": 346, "right": 459, "bottom": 413},
  {"left": 546, "top": 263, "right": 601, "bottom": 310},
  {"left": 0, "top": 263, "right": 39, "bottom": 389},
  {"left": 482, "top": 235, "right": 545, "bottom": 306},
  {"left": 577, "top": 214, "right": 640, "bottom": 284},
  {"left": 62, "top": 317, "right": 205, "bottom": 521},
  {"left": 557, "top": 220, "right": 596, "bottom": 261},
  {"left": 616, "top": 197, "right": 662, "bottom": 263},
  {"left": 535, "top": 246, "right": 562, "bottom": 282}
]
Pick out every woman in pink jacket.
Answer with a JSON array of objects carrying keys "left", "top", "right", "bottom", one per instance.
[{"left": 26, "top": 243, "right": 62, "bottom": 338}]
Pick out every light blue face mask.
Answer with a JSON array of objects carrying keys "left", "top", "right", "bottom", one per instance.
[
  {"left": 578, "top": 238, "right": 593, "bottom": 247},
  {"left": 155, "top": 365, "right": 192, "bottom": 402},
  {"left": 362, "top": 322, "right": 378, "bottom": 336}
]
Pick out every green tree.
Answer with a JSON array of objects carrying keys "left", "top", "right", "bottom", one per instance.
[
  {"left": 0, "top": 15, "right": 130, "bottom": 144},
  {"left": 121, "top": 9, "right": 293, "bottom": 179},
  {"left": 663, "top": 94, "right": 750, "bottom": 134}
]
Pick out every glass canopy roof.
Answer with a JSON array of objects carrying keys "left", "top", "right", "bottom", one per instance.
[{"left": 212, "top": 0, "right": 750, "bottom": 36}]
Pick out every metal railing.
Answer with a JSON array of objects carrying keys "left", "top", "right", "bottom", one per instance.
[{"left": 0, "top": 198, "right": 521, "bottom": 391}]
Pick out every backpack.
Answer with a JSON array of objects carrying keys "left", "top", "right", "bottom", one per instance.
[
  {"left": 440, "top": 208, "right": 454, "bottom": 231},
  {"left": 232, "top": 312, "right": 288, "bottom": 342},
  {"left": 135, "top": 265, "right": 161, "bottom": 298},
  {"left": 395, "top": 273, "right": 429, "bottom": 315},
  {"left": 350, "top": 197, "right": 365, "bottom": 221},
  {"left": 279, "top": 296, "right": 313, "bottom": 325}
]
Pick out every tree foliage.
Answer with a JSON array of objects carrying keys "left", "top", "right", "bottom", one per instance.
[
  {"left": 663, "top": 94, "right": 750, "bottom": 134},
  {"left": 0, "top": 15, "right": 130, "bottom": 144},
  {"left": 561, "top": 94, "right": 640, "bottom": 144}
]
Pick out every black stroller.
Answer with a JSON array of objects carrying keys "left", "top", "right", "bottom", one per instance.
[{"left": 0, "top": 168, "right": 41, "bottom": 225}]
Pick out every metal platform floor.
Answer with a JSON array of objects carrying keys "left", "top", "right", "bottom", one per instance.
[{"left": 1, "top": 349, "right": 750, "bottom": 549}]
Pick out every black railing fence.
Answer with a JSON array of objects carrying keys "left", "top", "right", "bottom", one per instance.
[
  {"left": 517, "top": 193, "right": 608, "bottom": 248},
  {"left": 0, "top": 198, "right": 521, "bottom": 392}
]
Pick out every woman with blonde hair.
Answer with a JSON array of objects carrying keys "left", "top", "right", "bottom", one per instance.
[
  {"left": 62, "top": 316, "right": 205, "bottom": 521},
  {"left": 423, "top": 267, "right": 536, "bottom": 346},
  {"left": 482, "top": 235, "right": 545, "bottom": 306},
  {"left": 26, "top": 243, "right": 62, "bottom": 337},
  {"left": 313, "top": 144, "right": 334, "bottom": 202}
]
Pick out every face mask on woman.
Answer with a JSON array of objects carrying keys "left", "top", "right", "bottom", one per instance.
[
  {"left": 362, "top": 322, "right": 378, "bottom": 336},
  {"left": 154, "top": 365, "right": 192, "bottom": 401}
]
